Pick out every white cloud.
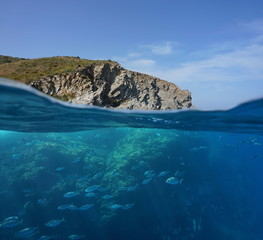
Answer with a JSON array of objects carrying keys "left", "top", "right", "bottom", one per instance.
[
  {"left": 144, "top": 41, "right": 174, "bottom": 55},
  {"left": 112, "top": 53, "right": 156, "bottom": 72},
  {"left": 159, "top": 44, "right": 263, "bottom": 83},
  {"left": 127, "top": 52, "right": 141, "bottom": 58},
  {"left": 237, "top": 19, "right": 263, "bottom": 44},
  {"left": 125, "top": 59, "right": 156, "bottom": 70},
  {"left": 242, "top": 19, "right": 263, "bottom": 34}
]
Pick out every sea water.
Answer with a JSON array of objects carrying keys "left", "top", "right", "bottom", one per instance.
[{"left": 0, "top": 78, "right": 263, "bottom": 240}]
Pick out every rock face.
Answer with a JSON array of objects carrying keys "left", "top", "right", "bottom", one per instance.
[{"left": 29, "top": 62, "right": 192, "bottom": 110}]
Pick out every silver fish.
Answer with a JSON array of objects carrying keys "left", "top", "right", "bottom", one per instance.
[
  {"left": 85, "top": 192, "right": 97, "bottom": 197},
  {"left": 0, "top": 219, "right": 22, "bottom": 228},
  {"left": 165, "top": 177, "right": 183, "bottom": 185},
  {"left": 15, "top": 227, "right": 38, "bottom": 238},
  {"left": 55, "top": 167, "right": 64, "bottom": 171},
  {"left": 93, "top": 172, "right": 103, "bottom": 180},
  {"left": 64, "top": 192, "right": 79, "bottom": 198},
  {"left": 102, "top": 195, "right": 113, "bottom": 200},
  {"left": 3, "top": 216, "right": 19, "bottom": 222},
  {"left": 68, "top": 235, "right": 85, "bottom": 239},
  {"left": 127, "top": 185, "right": 138, "bottom": 191},
  {"left": 141, "top": 178, "right": 152, "bottom": 184},
  {"left": 37, "top": 198, "right": 48, "bottom": 206},
  {"left": 110, "top": 204, "right": 123, "bottom": 210},
  {"left": 45, "top": 218, "right": 64, "bottom": 227},
  {"left": 144, "top": 170, "right": 154, "bottom": 176},
  {"left": 57, "top": 204, "right": 78, "bottom": 210},
  {"left": 157, "top": 171, "right": 170, "bottom": 177},
  {"left": 38, "top": 236, "right": 57, "bottom": 240},
  {"left": 79, "top": 204, "right": 93, "bottom": 210},
  {"left": 85, "top": 185, "right": 101, "bottom": 193},
  {"left": 122, "top": 203, "right": 135, "bottom": 210}
]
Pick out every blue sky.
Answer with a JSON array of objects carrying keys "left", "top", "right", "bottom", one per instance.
[{"left": 1, "top": 0, "right": 263, "bottom": 109}]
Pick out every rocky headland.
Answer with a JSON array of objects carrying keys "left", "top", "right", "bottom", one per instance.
[{"left": 0, "top": 56, "right": 192, "bottom": 110}]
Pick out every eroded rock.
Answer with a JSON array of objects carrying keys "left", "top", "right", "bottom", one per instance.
[{"left": 29, "top": 63, "right": 192, "bottom": 110}]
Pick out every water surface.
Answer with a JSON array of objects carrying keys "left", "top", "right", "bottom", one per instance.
[{"left": 0, "top": 79, "right": 262, "bottom": 240}]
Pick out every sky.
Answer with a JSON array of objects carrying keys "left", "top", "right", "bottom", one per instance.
[{"left": 1, "top": 0, "right": 263, "bottom": 109}]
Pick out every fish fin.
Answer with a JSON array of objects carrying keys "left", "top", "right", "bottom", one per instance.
[{"left": 179, "top": 178, "right": 184, "bottom": 184}]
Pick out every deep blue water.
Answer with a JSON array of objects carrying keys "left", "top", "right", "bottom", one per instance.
[{"left": 0, "top": 78, "right": 263, "bottom": 240}]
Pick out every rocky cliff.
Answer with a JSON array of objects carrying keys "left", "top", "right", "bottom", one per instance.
[
  {"left": 0, "top": 56, "right": 192, "bottom": 110},
  {"left": 29, "top": 62, "right": 191, "bottom": 110}
]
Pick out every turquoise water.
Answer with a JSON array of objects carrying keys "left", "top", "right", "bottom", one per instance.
[{"left": 0, "top": 79, "right": 263, "bottom": 240}]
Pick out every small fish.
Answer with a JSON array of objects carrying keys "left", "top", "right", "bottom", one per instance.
[
  {"left": 131, "top": 165, "right": 140, "bottom": 170},
  {"left": 57, "top": 204, "right": 72, "bottom": 210},
  {"left": 72, "top": 157, "right": 81, "bottom": 164},
  {"left": 118, "top": 186, "right": 128, "bottom": 191},
  {"left": 12, "top": 154, "right": 21, "bottom": 160},
  {"left": 15, "top": 227, "right": 38, "bottom": 238},
  {"left": 144, "top": 170, "right": 154, "bottom": 176},
  {"left": 55, "top": 167, "right": 64, "bottom": 171},
  {"left": 38, "top": 236, "right": 57, "bottom": 240},
  {"left": 110, "top": 204, "right": 123, "bottom": 210},
  {"left": 165, "top": 177, "right": 183, "bottom": 185},
  {"left": 93, "top": 172, "right": 103, "bottom": 180},
  {"left": 193, "top": 219, "right": 197, "bottom": 233},
  {"left": 146, "top": 173, "right": 155, "bottom": 179},
  {"left": 37, "top": 198, "right": 48, "bottom": 206},
  {"left": 68, "top": 235, "right": 85, "bottom": 240},
  {"left": 57, "top": 204, "right": 78, "bottom": 210},
  {"left": 78, "top": 175, "right": 89, "bottom": 182},
  {"left": 45, "top": 218, "right": 65, "bottom": 227},
  {"left": 174, "top": 170, "right": 184, "bottom": 177},
  {"left": 0, "top": 219, "right": 22, "bottom": 228},
  {"left": 102, "top": 195, "right": 113, "bottom": 200},
  {"left": 85, "top": 185, "right": 101, "bottom": 193},
  {"left": 79, "top": 204, "right": 93, "bottom": 210},
  {"left": 84, "top": 192, "right": 97, "bottom": 197},
  {"left": 138, "top": 161, "right": 146, "bottom": 166},
  {"left": 67, "top": 205, "right": 79, "bottom": 211},
  {"left": 190, "top": 147, "right": 199, "bottom": 152},
  {"left": 3, "top": 216, "right": 19, "bottom": 222},
  {"left": 64, "top": 192, "right": 79, "bottom": 198},
  {"left": 98, "top": 187, "right": 107, "bottom": 192},
  {"left": 141, "top": 178, "right": 152, "bottom": 184},
  {"left": 122, "top": 203, "right": 135, "bottom": 210},
  {"left": 22, "top": 188, "right": 33, "bottom": 193},
  {"left": 157, "top": 171, "right": 170, "bottom": 177},
  {"left": 127, "top": 185, "right": 138, "bottom": 191},
  {"left": 190, "top": 146, "right": 208, "bottom": 152},
  {"left": 131, "top": 161, "right": 145, "bottom": 170},
  {"left": 110, "top": 169, "right": 118, "bottom": 176},
  {"left": 199, "top": 146, "right": 208, "bottom": 149}
]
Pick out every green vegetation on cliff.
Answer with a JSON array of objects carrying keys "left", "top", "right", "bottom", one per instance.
[
  {"left": 0, "top": 55, "right": 117, "bottom": 83},
  {"left": 0, "top": 55, "right": 26, "bottom": 64}
]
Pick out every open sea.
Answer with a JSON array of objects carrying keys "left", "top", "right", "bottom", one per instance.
[{"left": 0, "top": 78, "right": 263, "bottom": 240}]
